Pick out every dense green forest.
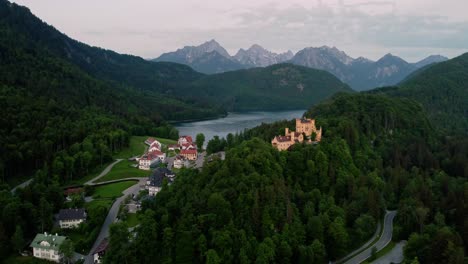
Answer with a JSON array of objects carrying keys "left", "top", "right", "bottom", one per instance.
[
  {"left": 185, "top": 63, "right": 353, "bottom": 111},
  {"left": 104, "top": 92, "right": 467, "bottom": 263},
  {"left": 371, "top": 52, "right": 468, "bottom": 134},
  {"left": 0, "top": 1, "right": 224, "bottom": 183}
]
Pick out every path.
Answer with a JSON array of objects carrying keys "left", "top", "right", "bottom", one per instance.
[
  {"left": 84, "top": 159, "right": 123, "bottom": 185},
  {"left": 344, "top": 211, "right": 397, "bottom": 264},
  {"left": 84, "top": 178, "right": 146, "bottom": 264},
  {"left": 10, "top": 178, "right": 34, "bottom": 194},
  {"left": 371, "top": 240, "right": 406, "bottom": 264},
  {"left": 88, "top": 177, "right": 143, "bottom": 186}
]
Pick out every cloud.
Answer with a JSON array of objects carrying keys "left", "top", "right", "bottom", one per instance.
[{"left": 11, "top": 0, "right": 468, "bottom": 60}]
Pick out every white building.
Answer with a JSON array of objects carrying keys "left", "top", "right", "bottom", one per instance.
[
  {"left": 173, "top": 155, "right": 188, "bottom": 169},
  {"left": 138, "top": 150, "right": 165, "bottom": 170},
  {"left": 30, "top": 233, "right": 66, "bottom": 263},
  {"left": 57, "top": 208, "right": 86, "bottom": 229}
]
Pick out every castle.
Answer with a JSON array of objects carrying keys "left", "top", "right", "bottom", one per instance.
[{"left": 271, "top": 118, "right": 322, "bottom": 151}]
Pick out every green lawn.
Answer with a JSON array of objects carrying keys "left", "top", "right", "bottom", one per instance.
[
  {"left": 114, "top": 136, "right": 177, "bottom": 159},
  {"left": 156, "top": 137, "right": 177, "bottom": 146},
  {"left": 64, "top": 136, "right": 176, "bottom": 186},
  {"left": 67, "top": 161, "right": 114, "bottom": 186},
  {"left": 114, "top": 136, "right": 148, "bottom": 159},
  {"left": 85, "top": 198, "right": 114, "bottom": 211},
  {"left": 92, "top": 181, "right": 137, "bottom": 199},
  {"left": 125, "top": 213, "right": 140, "bottom": 228},
  {"left": 95, "top": 160, "right": 150, "bottom": 183}
]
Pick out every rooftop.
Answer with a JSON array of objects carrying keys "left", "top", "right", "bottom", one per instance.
[
  {"left": 93, "top": 238, "right": 109, "bottom": 254},
  {"left": 57, "top": 208, "right": 86, "bottom": 221},
  {"left": 30, "top": 233, "right": 66, "bottom": 251},
  {"left": 181, "top": 149, "right": 197, "bottom": 155},
  {"left": 148, "top": 168, "right": 175, "bottom": 187},
  {"left": 275, "top": 136, "right": 292, "bottom": 142}
]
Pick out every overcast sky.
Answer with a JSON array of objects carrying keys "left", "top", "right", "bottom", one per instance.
[{"left": 11, "top": 0, "right": 468, "bottom": 61}]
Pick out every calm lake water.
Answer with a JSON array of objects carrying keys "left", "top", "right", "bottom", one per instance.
[{"left": 175, "top": 109, "right": 306, "bottom": 142}]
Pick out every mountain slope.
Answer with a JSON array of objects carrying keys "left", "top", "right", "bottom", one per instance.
[
  {"left": 0, "top": 1, "right": 224, "bottom": 120},
  {"left": 413, "top": 55, "right": 448, "bottom": 68},
  {"left": 373, "top": 53, "right": 468, "bottom": 133},
  {"left": 154, "top": 39, "right": 245, "bottom": 74},
  {"left": 0, "top": 1, "right": 224, "bottom": 182},
  {"left": 289, "top": 47, "right": 448, "bottom": 91},
  {"left": 234, "top": 44, "right": 293, "bottom": 67},
  {"left": 188, "top": 51, "right": 246, "bottom": 74},
  {"left": 185, "top": 63, "right": 354, "bottom": 111}
]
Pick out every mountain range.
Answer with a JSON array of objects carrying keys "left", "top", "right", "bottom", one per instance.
[{"left": 153, "top": 40, "right": 448, "bottom": 91}]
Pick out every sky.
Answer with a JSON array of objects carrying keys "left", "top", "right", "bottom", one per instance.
[{"left": 11, "top": 0, "right": 468, "bottom": 62}]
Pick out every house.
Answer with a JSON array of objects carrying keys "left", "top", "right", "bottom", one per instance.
[
  {"left": 173, "top": 155, "right": 189, "bottom": 169},
  {"left": 63, "top": 187, "right": 83, "bottom": 199},
  {"left": 30, "top": 232, "right": 66, "bottom": 262},
  {"left": 93, "top": 238, "right": 109, "bottom": 264},
  {"left": 146, "top": 168, "right": 175, "bottom": 196},
  {"left": 168, "top": 144, "right": 180, "bottom": 151},
  {"left": 139, "top": 150, "right": 165, "bottom": 170},
  {"left": 181, "top": 142, "right": 197, "bottom": 150},
  {"left": 148, "top": 140, "right": 162, "bottom": 152},
  {"left": 180, "top": 149, "right": 197, "bottom": 161},
  {"left": 57, "top": 208, "right": 86, "bottom": 229},
  {"left": 178, "top": 135, "right": 193, "bottom": 146},
  {"left": 271, "top": 118, "right": 322, "bottom": 151},
  {"left": 145, "top": 137, "right": 156, "bottom": 146},
  {"left": 151, "top": 149, "right": 166, "bottom": 162}
]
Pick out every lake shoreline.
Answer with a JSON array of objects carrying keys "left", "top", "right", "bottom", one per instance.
[
  {"left": 174, "top": 109, "right": 306, "bottom": 142},
  {"left": 170, "top": 108, "right": 307, "bottom": 125}
]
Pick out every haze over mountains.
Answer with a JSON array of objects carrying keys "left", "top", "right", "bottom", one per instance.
[{"left": 154, "top": 40, "right": 448, "bottom": 91}]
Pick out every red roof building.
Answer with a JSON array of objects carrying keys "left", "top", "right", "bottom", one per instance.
[{"left": 180, "top": 149, "right": 197, "bottom": 161}]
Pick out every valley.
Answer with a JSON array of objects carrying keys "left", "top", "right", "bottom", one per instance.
[{"left": 1, "top": 1, "right": 467, "bottom": 264}]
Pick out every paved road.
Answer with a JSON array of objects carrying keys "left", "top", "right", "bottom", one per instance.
[
  {"left": 334, "top": 220, "right": 382, "bottom": 264},
  {"left": 344, "top": 211, "right": 397, "bottom": 264},
  {"left": 10, "top": 178, "right": 34, "bottom": 194},
  {"left": 85, "top": 159, "right": 123, "bottom": 185},
  {"left": 84, "top": 178, "right": 145, "bottom": 264},
  {"left": 372, "top": 240, "right": 406, "bottom": 264}
]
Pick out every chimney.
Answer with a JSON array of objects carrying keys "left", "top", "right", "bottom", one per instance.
[{"left": 285, "top": 128, "right": 289, "bottom": 135}]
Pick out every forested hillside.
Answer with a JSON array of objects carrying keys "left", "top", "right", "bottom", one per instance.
[
  {"left": 0, "top": 1, "right": 225, "bottom": 183},
  {"left": 186, "top": 63, "right": 353, "bottom": 111},
  {"left": 104, "top": 93, "right": 467, "bottom": 263},
  {"left": 372, "top": 52, "right": 468, "bottom": 134}
]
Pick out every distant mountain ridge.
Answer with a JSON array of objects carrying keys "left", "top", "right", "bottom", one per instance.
[
  {"left": 234, "top": 44, "right": 294, "bottom": 67},
  {"left": 153, "top": 40, "right": 448, "bottom": 91}
]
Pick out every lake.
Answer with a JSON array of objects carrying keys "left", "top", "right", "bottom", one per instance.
[{"left": 175, "top": 109, "right": 306, "bottom": 142}]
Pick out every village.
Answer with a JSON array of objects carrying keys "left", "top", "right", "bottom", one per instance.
[
  {"left": 27, "top": 133, "right": 224, "bottom": 263},
  {"left": 26, "top": 117, "right": 319, "bottom": 264}
]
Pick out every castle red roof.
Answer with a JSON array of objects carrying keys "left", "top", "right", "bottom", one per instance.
[{"left": 275, "top": 136, "right": 292, "bottom": 142}]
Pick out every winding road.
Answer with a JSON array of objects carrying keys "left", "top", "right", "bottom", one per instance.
[
  {"left": 84, "top": 178, "right": 145, "bottom": 264},
  {"left": 85, "top": 159, "right": 123, "bottom": 185},
  {"left": 82, "top": 159, "right": 143, "bottom": 264},
  {"left": 343, "top": 210, "right": 397, "bottom": 264}
]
